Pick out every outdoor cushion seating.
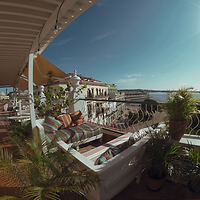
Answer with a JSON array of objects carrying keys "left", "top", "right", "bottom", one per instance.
[
  {"left": 58, "top": 129, "right": 150, "bottom": 200},
  {"left": 45, "top": 122, "right": 101, "bottom": 145},
  {"left": 57, "top": 124, "right": 165, "bottom": 200},
  {"left": 42, "top": 116, "right": 63, "bottom": 133},
  {"left": 83, "top": 129, "right": 149, "bottom": 165},
  {"left": 36, "top": 114, "right": 103, "bottom": 150},
  {"left": 56, "top": 113, "right": 72, "bottom": 128},
  {"left": 70, "top": 110, "right": 85, "bottom": 126}
]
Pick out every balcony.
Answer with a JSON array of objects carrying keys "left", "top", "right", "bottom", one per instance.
[{"left": 2, "top": 96, "right": 200, "bottom": 199}]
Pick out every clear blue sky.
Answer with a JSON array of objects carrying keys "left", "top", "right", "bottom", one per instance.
[{"left": 41, "top": 0, "right": 200, "bottom": 90}]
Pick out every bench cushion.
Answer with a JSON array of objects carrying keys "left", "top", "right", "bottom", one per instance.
[
  {"left": 42, "top": 116, "right": 63, "bottom": 133},
  {"left": 83, "top": 129, "right": 149, "bottom": 164},
  {"left": 45, "top": 122, "right": 101, "bottom": 144},
  {"left": 83, "top": 132, "right": 133, "bottom": 163}
]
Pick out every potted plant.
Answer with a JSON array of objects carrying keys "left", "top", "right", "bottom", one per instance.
[
  {"left": 163, "top": 88, "right": 199, "bottom": 141},
  {"left": 174, "top": 145, "right": 200, "bottom": 193},
  {"left": 0, "top": 133, "right": 99, "bottom": 199},
  {"left": 144, "top": 130, "right": 180, "bottom": 191}
]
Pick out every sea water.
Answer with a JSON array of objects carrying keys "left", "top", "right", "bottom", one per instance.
[{"left": 149, "top": 92, "right": 200, "bottom": 103}]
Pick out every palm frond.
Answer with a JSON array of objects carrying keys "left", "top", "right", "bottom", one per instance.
[
  {"left": 0, "top": 196, "right": 23, "bottom": 200},
  {"left": 24, "top": 187, "right": 60, "bottom": 200}
]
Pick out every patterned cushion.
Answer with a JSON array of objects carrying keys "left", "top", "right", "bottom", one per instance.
[
  {"left": 94, "top": 131, "right": 149, "bottom": 165},
  {"left": 45, "top": 123, "right": 101, "bottom": 144},
  {"left": 95, "top": 146, "right": 121, "bottom": 165},
  {"left": 70, "top": 110, "right": 82, "bottom": 121},
  {"left": 70, "top": 110, "right": 85, "bottom": 126},
  {"left": 42, "top": 116, "right": 63, "bottom": 133},
  {"left": 57, "top": 114, "right": 72, "bottom": 128},
  {"left": 75, "top": 117, "right": 85, "bottom": 126}
]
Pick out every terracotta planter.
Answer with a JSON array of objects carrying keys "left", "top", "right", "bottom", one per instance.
[
  {"left": 169, "top": 120, "right": 187, "bottom": 141},
  {"left": 145, "top": 175, "right": 165, "bottom": 191},
  {"left": 145, "top": 169, "right": 166, "bottom": 191},
  {"left": 188, "top": 180, "right": 200, "bottom": 193}
]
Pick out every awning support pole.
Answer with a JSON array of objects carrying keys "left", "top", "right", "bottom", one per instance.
[
  {"left": 18, "top": 99, "right": 22, "bottom": 115},
  {"left": 28, "top": 53, "right": 36, "bottom": 129}
]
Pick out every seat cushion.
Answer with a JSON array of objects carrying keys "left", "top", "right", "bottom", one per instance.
[
  {"left": 57, "top": 114, "right": 72, "bottom": 128},
  {"left": 83, "top": 132, "right": 133, "bottom": 163},
  {"left": 45, "top": 122, "right": 101, "bottom": 144},
  {"left": 42, "top": 116, "right": 63, "bottom": 133},
  {"left": 84, "top": 129, "right": 149, "bottom": 165}
]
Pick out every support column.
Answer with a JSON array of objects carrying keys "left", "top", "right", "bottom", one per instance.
[
  {"left": 28, "top": 53, "right": 36, "bottom": 129},
  {"left": 18, "top": 99, "right": 22, "bottom": 115}
]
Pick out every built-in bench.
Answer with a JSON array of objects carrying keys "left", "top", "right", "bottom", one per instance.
[
  {"left": 57, "top": 125, "right": 163, "bottom": 200},
  {"left": 36, "top": 119, "right": 103, "bottom": 151}
]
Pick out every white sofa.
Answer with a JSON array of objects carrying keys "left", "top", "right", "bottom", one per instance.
[{"left": 58, "top": 129, "right": 151, "bottom": 200}]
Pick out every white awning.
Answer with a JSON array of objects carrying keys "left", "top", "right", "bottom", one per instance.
[{"left": 0, "top": 0, "right": 98, "bottom": 88}]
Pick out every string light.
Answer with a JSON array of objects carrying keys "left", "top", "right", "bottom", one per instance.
[
  {"left": 73, "top": 2, "right": 83, "bottom": 11},
  {"left": 54, "top": 29, "right": 58, "bottom": 34}
]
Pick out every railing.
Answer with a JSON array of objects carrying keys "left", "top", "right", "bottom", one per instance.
[
  {"left": 103, "top": 103, "right": 166, "bottom": 133},
  {"left": 87, "top": 94, "right": 109, "bottom": 99},
  {"left": 78, "top": 98, "right": 200, "bottom": 136},
  {"left": 187, "top": 113, "right": 200, "bottom": 135},
  {"left": 78, "top": 98, "right": 165, "bottom": 133}
]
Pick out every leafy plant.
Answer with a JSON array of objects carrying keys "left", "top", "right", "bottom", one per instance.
[
  {"left": 163, "top": 88, "right": 199, "bottom": 122},
  {"left": 34, "top": 84, "right": 72, "bottom": 118},
  {"left": 172, "top": 145, "right": 200, "bottom": 192},
  {"left": 145, "top": 130, "right": 181, "bottom": 179},
  {"left": 8, "top": 120, "right": 32, "bottom": 142},
  {"left": 0, "top": 133, "right": 99, "bottom": 199},
  {"left": 34, "top": 82, "right": 87, "bottom": 118}
]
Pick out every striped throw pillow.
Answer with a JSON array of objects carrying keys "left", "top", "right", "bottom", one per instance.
[
  {"left": 70, "top": 111, "right": 85, "bottom": 126},
  {"left": 70, "top": 110, "right": 82, "bottom": 122},
  {"left": 57, "top": 114, "right": 72, "bottom": 128},
  {"left": 95, "top": 146, "right": 121, "bottom": 165},
  {"left": 42, "top": 116, "right": 63, "bottom": 133}
]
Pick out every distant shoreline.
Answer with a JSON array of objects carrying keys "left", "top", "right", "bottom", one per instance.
[{"left": 119, "top": 89, "right": 200, "bottom": 93}]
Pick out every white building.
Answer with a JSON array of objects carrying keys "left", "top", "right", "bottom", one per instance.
[{"left": 41, "top": 71, "right": 124, "bottom": 126}]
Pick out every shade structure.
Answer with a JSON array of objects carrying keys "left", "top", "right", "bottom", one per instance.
[
  {"left": 15, "top": 54, "right": 67, "bottom": 90},
  {"left": 0, "top": 0, "right": 98, "bottom": 88},
  {"left": 15, "top": 76, "right": 28, "bottom": 91}
]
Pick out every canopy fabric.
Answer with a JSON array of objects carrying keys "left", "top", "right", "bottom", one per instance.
[
  {"left": 0, "top": 0, "right": 98, "bottom": 88},
  {"left": 15, "top": 77, "right": 28, "bottom": 91},
  {"left": 16, "top": 55, "right": 67, "bottom": 90}
]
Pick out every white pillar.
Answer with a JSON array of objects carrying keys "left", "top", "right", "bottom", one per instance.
[
  {"left": 18, "top": 99, "right": 22, "bottom": 115},
  {"left": 28, "top": 53, "right": 36, "bottom": 129},
  {"left": 13, "top": 88, "right": 17, "bottom": 107}
]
